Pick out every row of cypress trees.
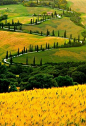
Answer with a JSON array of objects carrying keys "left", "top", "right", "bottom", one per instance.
[{"left": 5, "top": 36, "right": 85, "bottom": 65}]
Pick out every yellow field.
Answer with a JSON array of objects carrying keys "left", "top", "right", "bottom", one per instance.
[
  {"left": 0, "top": 31, "right": 67, "bottom": 61},
  {"left": 2, "top": 16, "right": 42, "bottom": 24},
  {"left": 0, "top": 85, "right": 86, "bottom": 126},
  {"left": 67, "top": 0, "right": 86, "bottom": 26},
  {"left": 67, "top": 0, "right": 86, "bottom": 13}
]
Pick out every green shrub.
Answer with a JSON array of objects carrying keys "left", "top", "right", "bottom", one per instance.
[
  {"left": 55, "top": 75, "right": 73, "bottom": 87},
  {"left": 26, "top": 74, "right": 57, "bottom": 90}
]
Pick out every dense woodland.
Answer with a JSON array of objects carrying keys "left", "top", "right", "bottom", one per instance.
[{"left": 0, "top": 62, "right": 86, "bottom": 93}]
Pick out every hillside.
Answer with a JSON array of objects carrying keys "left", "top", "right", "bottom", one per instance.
[
  {"left": 67, "top": 0, "right": 86, "bottom": 13},
  {"left": 0, "top": 85, "right": 86, "bottom": 126},
  {"left": 0, "top": 31, "right": 67, "bottom": 61}
]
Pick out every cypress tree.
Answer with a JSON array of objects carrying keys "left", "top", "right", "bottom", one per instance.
[
  {"left": 14, "top": 26, "right": 15, "bottom": 31},
  {"left": 51, "top": 13, "right": 53, "bottom": 18},
  {"left": 30, "top": 19, "right": 32, "bottom": 24},
  {"left": 26, "top": 57, "right": 28, "bottom": 65},
  {"left": 30, "top": 30, "right": 32, "bottom": 34},
  {"left": 22, "top": 50, "right": 23, "bottom": 54},
  {"left": 63, "top": 10, "right": 65, "bottom": 15},
  {"left": 70, "top": 8, "right": 71, "bottom": 11},
  {"left": 33, "top": 18, "right": 34, "bottom": 24},
  {"left": 56, "top": 42, "right": 58, "bottom": 48},
  {"left": 54, "top": 42, "right": 55, "bottom": 48},
  {"left": 29, "top": 44, "right": 31, "bottom": 52},
  {"left": 83, "top": 36, "right": 85, "bottom": 41},
  {"left": 5, "top": 19, "right": 7, "bottom": 24},
  {"left": 24, "top": 47, "right": 25, "bottom": 53},
  {"left": 41, "top": 31, "right": 42, "bottom": 36},
  {"left": 26, "top": 48, "right": 27, "bottom": 53},
  {"left": 10, "top": 52, "right": 11, "bottom": 58},
  {"left": 33, "top": 57, "right": 35, "bottom": 66},
  {"left": 46, "top": 29, "right": 49, "bottom": 36},
  {"left": 37, "top": 0, "right": 38, "bottom": 4},
  {"left": 45, "top": 15, "right": 46, "bottom": 21},
  {"left": 17, "top": 20, "right": 20, "bottom": 25},
  {"left": 35, "top": 45, "right": 37, "bottom": 51},
  {"left": 52, "top": 30, "right": 55, "bottom": 36},
  {"left": 41, "top": 45, "right": 42, "bottom": 50},
  {"left": 69, "top": 39, "right": 71, "bottom": 45},
  {"left": 15, "top": 25, "right": 17, "bottom": 30},
  {"left": 70, "top": 34, "right": 72, "bottom": 39},
  {"left": 8, "top": 25, "right": 10, "bottom": 30},
  {"left": 12, "top": 19, "right": 14, "bottom": 25},
  {"left": 10, "top": 57, "right": 13, "bottom": 65},
  {"left": 20, "top": 25, "right": 22, "bottom": 30},
  {"left": 35, "top": 19, "right": 37, "bottom": 25},
  {"left": 48, "top": 43, "right": 50, "bottom": 49},
  {"left": 54, "top": 11, "right": 57, "bottom": 16},
  {"left": 74, "top": 37, "right": 76, "bottom": 43},
  {"left": 6, "top": 51, "right": 8, "bottom": 59},
  {"left": 32, "top": 45, "right": 33, "bottom": 52},
  {"left": 64, "top": 30, "right": 66, "bottom": 38},
  {"left": 40, "top": 58, "right": 42, "bottom": 66}
]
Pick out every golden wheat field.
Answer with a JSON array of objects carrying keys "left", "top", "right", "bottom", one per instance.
[{"left": 0, "top": 85, "right": 86, "bottom": 126}]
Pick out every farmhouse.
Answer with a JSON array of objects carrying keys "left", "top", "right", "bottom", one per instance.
[{"left": 47, "top": 12, "right": 52, "bottom": 15}]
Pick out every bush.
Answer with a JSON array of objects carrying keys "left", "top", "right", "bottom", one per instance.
[
  {"left": 72, "top": 71, "right": 86, "bottom": 84},
  {"left": 8, "top": 84, "right": 18, "bottom": 92},
  {"left": 55, "top": 75, "right": 73, "bottom": 87},
  {"left": 0, "top": 79, "right": 9, "bottom": 93},
  {"left": 26, "top": 74, "right": 57, "bottom": 90}
]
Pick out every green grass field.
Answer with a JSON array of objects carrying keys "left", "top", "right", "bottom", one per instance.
[
  {"left": 10, "top": 44, "right": 86, "bottom": 64},
  {"left": 0, "top": 4, "right": 84, "bottom": 38},
  {"left": 23, "top": 17, "right": 84, "bottom": 38},
  {"left": 0, "top": 4, "right": 62, "bottom": 18}
]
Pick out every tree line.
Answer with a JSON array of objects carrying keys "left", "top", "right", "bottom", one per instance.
[
  {"left": 23, "top": 0, "right": 67, "bottom": 9},
  {"left": 0, "top": 0, "right": 23, "bottom": 5},
  {"left": 1, "top": 61, "right": 86, "bottom": 93}
]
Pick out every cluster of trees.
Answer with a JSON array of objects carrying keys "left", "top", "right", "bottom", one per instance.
[
  {"left": 0, "top": 20, "right": 22, "bottom": 31},
  {"left": 29, "top": 11, "right": 61, "bottom": 25},
  {"left": 0, "top": 0, "right": 17, "bottom": 5},
  {"left": 23, "top": 0, "right": 67, "bottom": 9},
  {"left": 63, "top": 10, "right": 84, "bottom": 28},
  {"left": 0, "top": 15, "right": 8, "bottom": 21},
  {"left": 0, "top": 15, "right": 22, "bottom": 31},
  {"left": 1, "top": 61, "right": 86, "bottom": 93},
  {"left": 0, "top": 0, "right": 24, "bottom": 5}
]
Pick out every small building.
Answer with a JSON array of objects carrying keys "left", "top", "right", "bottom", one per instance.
[{"left": 47, "top": 12, "right": 53, "bottom": 15}]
